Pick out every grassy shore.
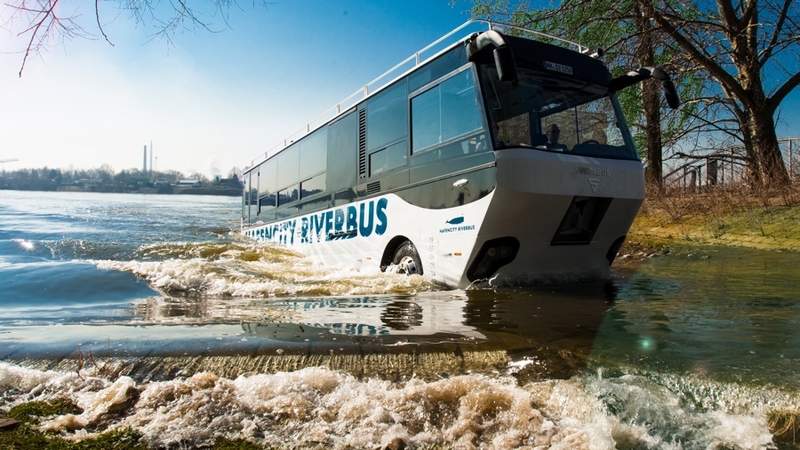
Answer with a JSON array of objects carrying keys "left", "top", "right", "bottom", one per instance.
[
  {"left": 625, "top": 188, "right": 800, "bottom": 253},
  {"left": 0, "top": 400, "right": 260, "bottom": 450}
]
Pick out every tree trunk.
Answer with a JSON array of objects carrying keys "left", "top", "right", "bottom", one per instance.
[
  {"left": 749, "top": 108, "right": 790, "bottom": 186},
  {"left": 642, "top": 80, "right": 663, "bottom": 189},
  {"left": 635, "top": 0, "right": 663, "bottom": 191},
  {"left": 730, "top": 6, "right": 790, "bottom": 188},
  {"left": 732, "top": 107, "right": 761, "bottom": 186},
  {"left": 738, "top": 62, "right": 790, "bottom": 186}
]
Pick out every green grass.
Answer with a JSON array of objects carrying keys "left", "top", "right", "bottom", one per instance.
[
  {"left": 1, "top": 400, "right": 267, "bottom": 449},
  {"left": 1, "top": 399, "right": 146, "bottom": 449},
  {"left": 630, "top": 204, "right": 800, "bottom": 252},
  {"left": 213, "top": 438, "right": 264, "bottom": 450},
  {"left": 7, "top": 400, "right": 81, "bottom": 423},
  {"left": 0, "top": 425, "right": 146, "bottom": 450}
]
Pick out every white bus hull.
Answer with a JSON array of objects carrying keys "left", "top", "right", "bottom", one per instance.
[{"left": 243, "top": 149, "right": 644, "bottom": 288}]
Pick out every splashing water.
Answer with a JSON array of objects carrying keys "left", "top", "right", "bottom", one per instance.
[
  {"left": 1, "top": 360, "right": 793, "bottom": 449},
  {"left": 95, "top": 240, "right": 435, "bottom": 298}
]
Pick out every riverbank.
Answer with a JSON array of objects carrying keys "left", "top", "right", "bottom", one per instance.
[{"left": 623, "top": 188, "right": 800, "bottom": 254}]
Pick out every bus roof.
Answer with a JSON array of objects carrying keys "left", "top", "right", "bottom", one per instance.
[{"left": 242, "top": 19, "right": 593, "bottom": 176}]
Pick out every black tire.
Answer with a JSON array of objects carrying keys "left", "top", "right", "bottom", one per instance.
[{"left": 391, "top": 241, "right": 423, "bottom": 275}]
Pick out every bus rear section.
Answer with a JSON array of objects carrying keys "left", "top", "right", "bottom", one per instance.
[{"left": 459, "top": 34, "right": 649, "bottom": 285}]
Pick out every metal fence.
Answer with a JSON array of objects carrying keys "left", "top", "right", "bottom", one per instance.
[{"left": 663, "top": 136, "right": 800, "bottom": 190}]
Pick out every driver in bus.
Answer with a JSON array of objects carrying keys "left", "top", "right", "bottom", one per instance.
[{"left": 547, "top": 123, "right": 566, "bottom": 151}]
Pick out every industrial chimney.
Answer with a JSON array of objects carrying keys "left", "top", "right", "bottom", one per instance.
[{"left": 143, "top": 145, "right": 148, "bottom": 173}]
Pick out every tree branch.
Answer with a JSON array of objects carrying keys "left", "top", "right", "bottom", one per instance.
[
  {"left": 95, "top": 0, "right": 114, "bottom": 46},
  {"left": 759, "top": 0, "right": 792, "bottom": 65},
  {"left": 17, "top": 0, "right": 59, "bottom": 77},
  {"left": 645, "top": 2, "right": 751, "bottom": 108},
  {"left": 769, "top": 71, "right": 800, "bottom": 112}
]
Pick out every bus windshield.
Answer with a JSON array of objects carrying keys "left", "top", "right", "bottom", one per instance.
[{"left": 478, "top": 65, "right": 638, "bottom": 160}]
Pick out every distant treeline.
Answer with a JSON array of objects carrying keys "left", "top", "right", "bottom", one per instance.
[{"left": 0, "top": 167, "right": 243, "bottom": 196}]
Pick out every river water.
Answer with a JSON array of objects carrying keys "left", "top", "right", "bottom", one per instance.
[{"left": 1, "top": 190, "right": 799, "bottom": 449}]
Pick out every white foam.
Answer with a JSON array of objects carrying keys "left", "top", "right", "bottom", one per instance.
[
  {"left": 95, "top": 241, "right": 434, "bottom": 298},
  {"left": 2, "top": 360, "right": 793, "bottom": 449}
]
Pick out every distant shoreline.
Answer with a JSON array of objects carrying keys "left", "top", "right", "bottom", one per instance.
[
  {"left": 0, "top": 186, "right": 241, "bottom": 197},
  {"left": 0, "top": 168, "right": 244, "bottom": 198}
]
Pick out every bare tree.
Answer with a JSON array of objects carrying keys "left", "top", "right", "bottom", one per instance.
[
  {"left": 643, "top": 0, "right": 800, "bottom": 187},
  {"left": 3, "top": 0, "right": 253, "bottom": 77}
]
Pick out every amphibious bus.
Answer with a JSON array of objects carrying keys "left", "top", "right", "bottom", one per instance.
[{"left": 240, "top": 20, "right": 679, "bottom": 288}]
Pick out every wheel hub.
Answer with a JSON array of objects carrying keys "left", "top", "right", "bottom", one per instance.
[{"left": 397, "top": 255, "right": 418, "bottom": 275}]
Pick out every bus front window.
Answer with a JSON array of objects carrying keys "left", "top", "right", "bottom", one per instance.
[{"left": 479, "top": 65, "right": 638, "bottom": 160}]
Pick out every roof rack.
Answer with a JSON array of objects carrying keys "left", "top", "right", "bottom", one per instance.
[{"left": 242, "top": 19, "right": 590, "bottom": 172}]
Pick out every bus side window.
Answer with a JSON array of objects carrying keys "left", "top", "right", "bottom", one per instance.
[
  {"left": 259, "top": 159, "right": 277, "bottom": 208},
  {"left": 369, "top": 141, "right": 406, "bottom": 177},
  {"left": 408, "top": 46, "right": 467, "bottom": 92},
  {"left": 276, "top": 145, "right": 299, "bottom": 190},
  {"left": 300, "top": 128, "right": 327, "bottom": 181},
  {"left": 278, "top": 184, "right": 299, "bottom": 205},
  {"left": 258, "top": 192, "right": 276, "bottom": 221},
  {"left": 334, "top": 189, "right": 356, "bottom": 206},
  {"left": 367, "top": 80, "right": 407, "bottom": 153},
  {"left": 411, "top": 68, "right": 483, "bottom": 154},
  {"left": 326, "top": 111, "right": 358, "bottom": 193},
  {"left": 300, "top": 173, "right": 326, "bottom": 198}
]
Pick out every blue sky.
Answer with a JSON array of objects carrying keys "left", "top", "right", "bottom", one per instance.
[
  {"left": 0, "top": 0, "right": 476, "bottom": 175},
  {"left": 0, "top": 0, "right": 797, "bottom": 175}
]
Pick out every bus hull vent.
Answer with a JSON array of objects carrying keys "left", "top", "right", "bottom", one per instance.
[
  {"left": 367, "top": 181, "right": 381, "bottom": 195},
  {"left": 357, "top": 108, "right": 367, "bottom": 179},
  {"left": 551, "top": 196, "right": 612, "bottom": 246}
]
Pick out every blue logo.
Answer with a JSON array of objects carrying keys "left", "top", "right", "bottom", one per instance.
[
  {"left": 247, "top": 197, "right": 388, "bottom": 245},
  {"left": 446, "top": 216, "right": 464, "bottom": 225}
]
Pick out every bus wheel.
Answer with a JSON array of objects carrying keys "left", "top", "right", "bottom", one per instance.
[{"left": 392, "top": 241, "right": 423, "bottom": 275}]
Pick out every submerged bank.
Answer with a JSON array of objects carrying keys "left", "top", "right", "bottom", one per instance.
[{"left": 625, "top": 191, "right": 800, "bottom": 253}]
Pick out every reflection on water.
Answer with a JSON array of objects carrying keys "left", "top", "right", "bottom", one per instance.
[
  {"left": 600, "top": 247, "right": 800, "bottom": 389},
  {"left": 3, "top": 246, "right": 800, "bottom": 390}
]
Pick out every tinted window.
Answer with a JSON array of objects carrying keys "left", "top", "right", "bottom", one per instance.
[
  {"left": 442, "top": 70, "right": 483, "bottom": 140},
  {"left": 258, "top": 160, "right": 278, "bottom": 194},
  {"left": 247, "top": 172, "right": 258, "bottom": 205},
  {"left": 277, "top": 145, "right": 299, "bottom": 188},
  {"left": 259, "top": 193, "right": 276, "bottom": 208},
  {"left": 478, "top": 64, "right": 637, "bottom": 159},
  {"left": 411, "top": 87, "right": 440, "bottom": 152},
  {"left": 412, "top": 69, "right": 483, "bottom": 153},
  {"left": 333, "top": 188, "right": 356, "bottom": 206},
  {"left": 300, "top": 128, "right": 327, "bottom": 178},
  {"left": 244, "top": 173, "right": 251, "bottom": 206},
  {"left": 299, "top": 195, "right": 330, "bottom": 213},
  {"left": 409, "top": 47, "right": 467, "bottom": 92},
  {"left": 301, "top": 173, "right": 326, "bottom": 198},
  {"left": 326, "top": 111, "right": 358, "bottom": 192},
  {"left": 367, "top": 80, "right": 407, "bottom": 151},
  {"left": 258, "top": 192, "right": 276, "bottom": 221},
  {"left": 278, "top": 184, "right": 299, "bottom": 205},
  {"left": 369, "top": 141, "right": 406, "bottom": 177}
]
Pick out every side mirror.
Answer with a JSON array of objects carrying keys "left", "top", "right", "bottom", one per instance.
[
  {"left": 467, "top": 30, "right": 517, "bottom": 83},
  {"left": 492, "top": 45, "right": 517, "bottom": 83},
  {"left": 609, "top": 66, "right": 680, "bottom": 109},
  {"left": 649, "top": 67, "right": 680, "bottom": 109}
]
